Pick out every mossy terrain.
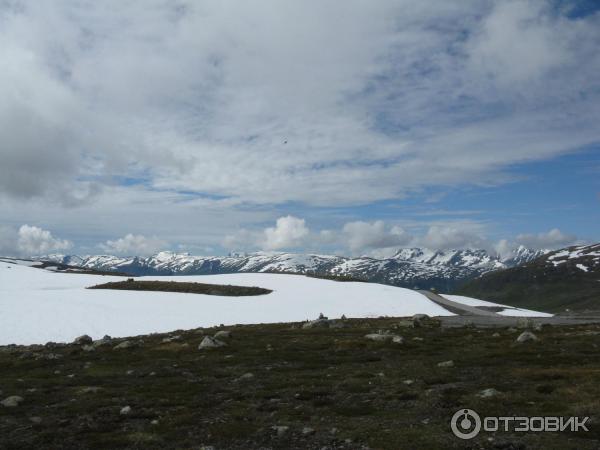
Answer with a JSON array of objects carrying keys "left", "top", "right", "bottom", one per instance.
[
  {"left": 87, "top": 280, "right": 272, "bottom": 297},
  {"left": 1, "top": 318, "right": 599, "bottom": 449}
]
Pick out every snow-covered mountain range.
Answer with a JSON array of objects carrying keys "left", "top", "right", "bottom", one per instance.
[{"left": 40, "top": 246, "right": 546, "bottom": 291}]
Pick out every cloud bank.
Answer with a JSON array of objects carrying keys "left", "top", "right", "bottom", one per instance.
[{"left": 1, "top": 0, "right": 598, "bottom": 208}]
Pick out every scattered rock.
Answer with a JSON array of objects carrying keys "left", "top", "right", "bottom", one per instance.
[
  {"left": 403, "top": 379, "right": 415, "bottom": 385},
  {"left": 214, "top": 330, "right": 232, "bottom": 340},
  {"left": 492, "top": 332, "right": 501, "bottom": 338},
  {"left": 1, "top": 396, "right": 24, "bottom": 407},
  {"left": 478, "top": 388, "right": 501, "bottom": 398},
  {"left": 396, "top": 319, "right": 415, "bottom": 328},
  {"left": 412, "top": 314, "right": 430, "bottom": 327},
  {"left": 533, "top": 322, "right": 544, "bottom": 332},
  {"left": 302, "top": 426, "right": 315, "bottom": 435},
  {"left": 437, "top": 360, "right": 454, "bottom": 368},
  {"left": 302, "top": 319, "right": 330, "bottom": 329},
  {"left": 392, "top": 336, "right": 404, "bottom": 344},
  {"left": 198, "top": 336, "right": 227, "bottom": 349},
  {"left": 272, "top": 425, "right": 289, "bottom": 437},
  {"left": 236, "top": 372, "right": 255, "bottom": 382},
  {"left": 29, "top": 416, "right": 42, "bottom": 424},
  {"left": 161, "top": 335, "right": 182, "bottom": 344},
  {"left": 151, "top": 419, "right": 159, "bottom": 425},
  {"left": 120, "top": 405, "right": 132, "bottom": 415},
  {"left": 516, "top": 331, "right": 538, "bottom": 343},
  {"left": 73, "top": 335, "right": 93, "bottom": 345},
  {"left": 364, "top": 332, "right": 400, "bottom": 342},
  {"left": 113, "top": 340, "right": 134, "bottom": 350},
  {"left": 79, "top": 387, "right": 102, "bottom": 394},
  {"left": 82, "top": 345, "right": 96, "bottom": 352}
]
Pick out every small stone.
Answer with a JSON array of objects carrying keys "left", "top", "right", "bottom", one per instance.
[
  {"left": 272, "top": 425, "right": 289, "bottom": 437},
  {"left": 126, "top": 370, "right": 135, "bottom": 376},
  {"left": 302, "top": 426, "right": 315, "bottom": 435},
  {"left": 236, "top": 372, "right": 255, "bottom": 382},
  {"left": 79, "top": 386, "right": 101, "bottom": 394},
  {"left": 437, "top": 360, "right": 454, "bottom": 368},
  {"left": 113, "top": 340, "right": 134, "bottom": 350},
  {"left": 73, "top": 335, "right": 93, "bottom": 345},
  {"left": 151, "top": 419, "right": 159, "bottom": 425},
  {"left": 120, "top": 405, "right": 132, "bottom": 415},
  {"left": 403, "top": 379, "right": 415, "bottom": 385},
  {"left": 29, "top": 416, "right": 42, "bottom": 424},
  {"left": 198, "top": 336, "right": 227, "bottom": 349},
  {"left": 302, "top": 319, "right": 330, "bottom": 329},
  {"left": 492, "top": 332, "right": 501, "bottom": 337},
  {"left": 365, "top": 333, "right": 401, "bottom": 342},
  {"left": 330, "top": 427, "right": 338, "bottom": 435},
  {"left": 1, "top": 396, "right": 24, "bottom": 407},
  {"left": 478, "top": 388, "right": 501, "bottom": 398},
  {"left": 516, "top": 331, "right": 538, "bottom": 343}
]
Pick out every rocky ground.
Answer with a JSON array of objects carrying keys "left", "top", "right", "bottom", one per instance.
[{"left": 1, "top": 317, "right": 599, "bottom": 449}]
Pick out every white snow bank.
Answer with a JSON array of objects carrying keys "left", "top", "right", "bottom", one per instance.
[
  {"left": 443, "top": 294, "right": 552, "bottom": 317},
  {"left": 0, "top": 264, "right": 455, "bottom": 345}
]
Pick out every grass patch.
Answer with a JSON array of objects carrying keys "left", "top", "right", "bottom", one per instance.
[{"left": 87, "top": 280, "right": 272, "bottom": 297}]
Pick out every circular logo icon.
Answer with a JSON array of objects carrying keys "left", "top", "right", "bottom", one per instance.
[{"left": 451, "top": 409, "right": 481, "bottom": 440}]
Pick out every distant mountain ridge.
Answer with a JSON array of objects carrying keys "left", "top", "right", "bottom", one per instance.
[
  {"left": 456, "top": 243, "right": 600, "bottom": 312},
  {"left": 40, "top": 246, "right": 546, "bottom": 291}
]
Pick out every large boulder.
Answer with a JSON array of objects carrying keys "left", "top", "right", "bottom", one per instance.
[
  {"left": 516, "top": 331, "right": 538, "bottom": 343},
  {"left": 1, "top": 396, "right": 24, "bottom": 407},
  {"left": 73, "top": 335, "right": 93, "bottom": 345},
  {"left": 198, "top": 336, "right": 227, "bottom": 349}
]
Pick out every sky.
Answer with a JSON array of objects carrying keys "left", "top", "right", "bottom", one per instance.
[{"left": 1, "top": 0, "right": 599, "bottom": 258}]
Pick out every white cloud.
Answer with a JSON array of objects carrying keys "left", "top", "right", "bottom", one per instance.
[
  {"left": 17, "top": 225, "right": 72, "bottom": 255},
  {"left": 419, "top": 225, "right": 487, "bottom": 251},
  {"left": 0, "top": 0, "right": 598, "bottom": 211},
  {"left": 515, "top": 228, "right": 576, "bottom": 249},
  {"left": 342, "top": 221, "right": 412, "bottom": 255},
  {"left": 100, "top": 234, "right": 167, "bottom": 256},
  {"left": 466, "top": 1, "right": 571, "bottom": 87},
  {"left": 263, "top": 216, "right": 309, "bottom": 250}
]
